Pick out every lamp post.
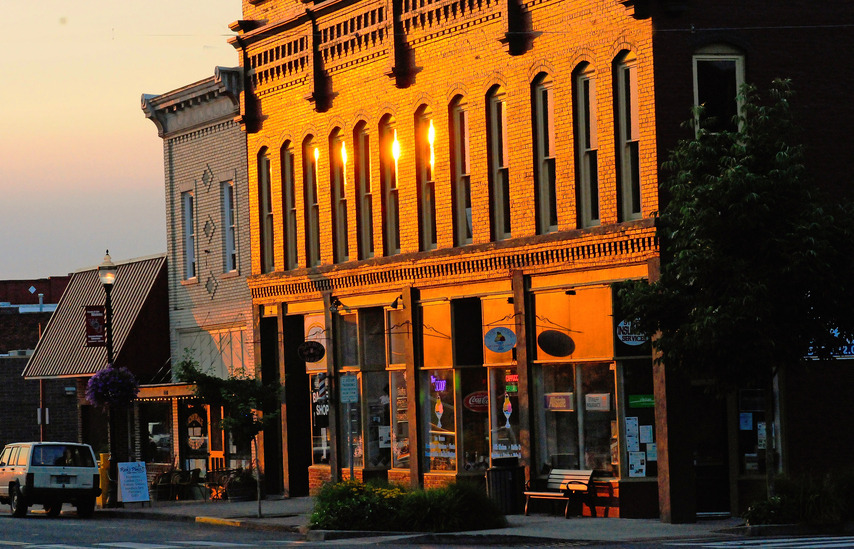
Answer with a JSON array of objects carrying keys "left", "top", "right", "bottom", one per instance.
[
  {"left": 97, "top": 250, "right": 118, "bottom": 506},
  {"left": 98, "top": 251, "right": 117, "bottom": 366}
]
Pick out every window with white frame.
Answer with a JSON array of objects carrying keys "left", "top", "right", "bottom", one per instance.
[
  {"left": 330, "top": 129, "right": 349, "bottom": 263},
  {"left": 450, "top": 96, "right": 472, "bottom": 246},
  {"left": 354, "top": 122, "right": 374, "bottom": 259},
  {"left": 574, "top": 64, "right": 599, "bottom": 228},
  {"left": 693, "top": 46, "right": 745, "bottom": 134},
  {"left": 615, "top": 52, "right": 641, "bottom": 221},
  {"left": 304, "top": 136, "right": 321, "bottom": 267},
  {"left": 487, "top": 86, "right": 510, "bottom": 241},
  {"left": 258, "top": 149, "right": 275, "bottom": 273},
  {"left": 221, "top": 181, "right": 237, "bottom": 272},
  {"left": 182, "top": 190, "right": 196, "bottom": 279},
  {"left": 415, "top": 106, "right": 437, "bottom": 251},
  {"left": 533, "top": 74, "right": 557, "bottom": 234},
  {"left": 281, "top": 142, "right": 298, "bottom": 270},
  {"left": 379, "top": 116, "right": 400, "bottom": 255}
]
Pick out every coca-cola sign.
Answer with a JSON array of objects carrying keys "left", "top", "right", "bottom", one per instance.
[{"left": 463, "top": 391, "right": 489, "bottom": 413}]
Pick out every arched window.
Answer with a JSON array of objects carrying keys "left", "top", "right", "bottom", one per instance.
[
  {"left": 415, "top": 105, "right": 437, "bottom": 251},
  {"left": 330, "top": 129, "right": 349, "bottom": 263},
  {"left": 258, "top": 147, "right": 275, "bottom": 273},
  {"left": 486, "top": 86, "right": 510, "bottom": 241},
  {"left": 449, "top": 96, "right": 472, "bottom": 246},
  {"left": 281, "top": 141, "right": 298, "bottom": 270},
  {"left": 379, "top": 116, "right": 400, "bottom": 256},
  {"left": 574, "top": 63, "right": 599, "bottom": 228},
  {"left": 532, "top": 73, "right": 557, "bottom": 234},
  {"left": 614, "top": 51, "right": 641, "bottom": 221},
  {"left": 303, "top": 136, "right": 321, "bottom": 267},
  {"left": 353, "top": 121, "right": 374, "bottom": 260}
]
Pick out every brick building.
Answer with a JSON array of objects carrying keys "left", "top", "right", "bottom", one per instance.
[
  {"left": 174, "top": 0, "right": 852, "bottom": 520},
  {"left": 142, "top": 67, "right": 255, "bottom": 473}
]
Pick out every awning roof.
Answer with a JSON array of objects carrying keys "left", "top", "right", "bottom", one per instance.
[{"left": 22, "top": 254, "right": 167, "bottom": 379}]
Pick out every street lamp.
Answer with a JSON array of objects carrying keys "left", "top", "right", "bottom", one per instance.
[
  {"left": 98, "top": 251, "right": 117, "bottom": 366},
  {"left": 98, "top": 250, "right": 118, "bottom": 507}
]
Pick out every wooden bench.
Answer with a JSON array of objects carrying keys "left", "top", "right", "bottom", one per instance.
[{"left": 523, "top": 469, "right": 595, "bottom": 518}]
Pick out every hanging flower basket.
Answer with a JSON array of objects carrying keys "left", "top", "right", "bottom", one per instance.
[{"left": 86, "top": 366, "right": 139, "bottom": 409}]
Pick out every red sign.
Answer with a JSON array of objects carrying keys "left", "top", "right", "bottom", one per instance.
[
  {"left": 463, "top": 391, "right": 489, "bottom": 413},
  {"left": 85, "top": 306, "right": 105, "bottom": 347}
]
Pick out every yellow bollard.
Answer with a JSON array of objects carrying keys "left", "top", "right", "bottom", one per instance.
[{"left": 98, "top": 453, "right": 110, "bottom": 508}]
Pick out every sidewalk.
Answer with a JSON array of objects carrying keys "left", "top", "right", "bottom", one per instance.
[{"left": 99, "top": 496, "right": 749, "bottom": 544}]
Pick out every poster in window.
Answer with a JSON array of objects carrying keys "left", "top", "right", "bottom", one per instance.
[{"left": 628, "top": 451, "right": 646, "bottom": 477}]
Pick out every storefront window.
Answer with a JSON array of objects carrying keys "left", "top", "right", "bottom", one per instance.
[
  {"left": 489, "top": 367, "right": 521, "bottom": 461},
  {"left": 363, "top": 371, "right": 391, "bottom": 468},
  {"left": 339, "top": 313, "right": 359, "bottom": 367},
  {"left": 738, "top": 389, "right": 766, "bottom": 475},
  {"left": 390, "top": 370, "right": 410, "bottom": 468},
  {"left": 461, "top": 368, "right": 489, "bottom": 471},
  {"left": 339, "top": 373, "right": 363, "bottom": 469},
  {"left": 311, "top": 373, "right": 331, "bottom": 464},
  {"left": 387, "top": 308, "right": 408, "bottom": 366},
  {"left": 537, "top": 363, "right": 617, "bottom": 476},
  {"left": 140, "top": 402, "right": 172, "bottom": 464},
  {"left": 623, "top": 360, "right": 656, "bottom": 478},
  {"left": 422, "top": 368, "right": 456, "bottom": 472}
]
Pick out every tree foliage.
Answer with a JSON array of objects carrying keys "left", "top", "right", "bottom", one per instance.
[{"left": 619, "top": 79, "right": 854, "bottom": 391}]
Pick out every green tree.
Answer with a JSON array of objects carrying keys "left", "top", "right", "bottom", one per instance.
[
  {"left": 619, "top": 79, "right": 854, "bottom": 490},
  {"left": 176, "top": 350, "right": 281, "bottom": 517}
]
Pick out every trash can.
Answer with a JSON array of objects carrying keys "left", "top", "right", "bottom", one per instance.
[{"left": 486, "top": 457, "right": 525, "bottom": 514}]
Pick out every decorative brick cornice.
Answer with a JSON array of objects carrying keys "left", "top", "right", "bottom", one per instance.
[{"left": 249, "top": 219, "right": 658, "bottom": 302}]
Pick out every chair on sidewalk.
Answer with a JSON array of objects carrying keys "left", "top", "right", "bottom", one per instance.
[{"left": 174, "top": 469, "right": 203, "bottom": 500}]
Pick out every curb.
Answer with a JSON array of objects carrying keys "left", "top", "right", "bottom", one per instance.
[{"left": 195, "top": 516, "right": 302, "bottom": 533}]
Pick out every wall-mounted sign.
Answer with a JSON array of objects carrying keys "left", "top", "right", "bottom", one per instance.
[
  {"left": 484, "top": 327, "right": 516, "bottom": 353},
  {"left": 628, "top": 394, "right": 655, "bottom": 408},
  {"left": 298, "top": 340, "right": 326, "bottom": 363},
  {"left": 585, "top": 393, "right": 611, "bottom": 411},
  {"left": 340, "top": 374, "right": 359, "bottom": 404},
  {"left": 463, "top": 391, "right": 489, "bottom": 413},
  {"left": 538, "top": 330, "right": 575, "bottom": 357},
  {"left": 616, "top": 319, "right": 648, "bottom": 346},
  {"left": 544, "top": 392, "right": 575, "bottom": 411}
]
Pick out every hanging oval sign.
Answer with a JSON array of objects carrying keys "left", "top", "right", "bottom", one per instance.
[
  {"left": 298, "top": 340, "right": 326, "bottom": 363},
  {"left": 484, "top": 326, "right": 517, "bottom": 353},
  {"left": 463, "top": 391, "right": 489, "bottom": 413},
  {"left": 537, "top": 330, "right": 575, "bottom": 357}
]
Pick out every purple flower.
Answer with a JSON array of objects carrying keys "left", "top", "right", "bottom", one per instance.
[{"left": 86, "top": 366, "right": 139, "bottom": 409}]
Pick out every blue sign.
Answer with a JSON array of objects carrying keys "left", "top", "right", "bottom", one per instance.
[{"left": 485, "top": 327, "right": 517, "bottom": 353}]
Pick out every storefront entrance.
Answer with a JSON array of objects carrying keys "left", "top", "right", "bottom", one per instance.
[{"left": 692, "top": 386, "right": 730, "bottom": 514}]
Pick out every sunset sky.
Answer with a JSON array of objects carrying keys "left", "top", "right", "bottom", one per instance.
[{"left": 0, "top": 1, "right": 241, "bottom": 281}]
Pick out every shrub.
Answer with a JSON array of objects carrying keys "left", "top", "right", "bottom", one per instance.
[
  {"left": 744, "top": 471, "right": 852, "bottom": 526},
  {"left": 309, "top": 480, "right": 507, "bottom": 532}
]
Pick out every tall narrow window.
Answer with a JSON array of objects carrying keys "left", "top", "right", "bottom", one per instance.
[
  {"left": 450, "top": 96, "right": 472, "bottom": 246},
  {"left": 354, "top": 123, "right": 374, "bottom": 260},
  {"left": 182, "top": 190, "right": 196, "bottom": 279},
  {"left": 487, "top": 86, "right": 510, "bottom": 240},
  {"left": 533, "top": 74, "right": 557, "bottom": 234},
  {"left": 221, "top": 181, "right": 236, "bottom": 272},
  {"left": 574, "top": 65, "right": 599, "bottom": 228},
  {"left": 693, "top": 46, "right": 744, "bottom": 134},
  {"left": 281, "top": 142, "right": 298, "bottom": 270},
  {"left": 304, "top": 137, "right": 321, "bottom": 267},
  {"left": 258, "top": 149, "right": 275, "bottom": 273},
  {"left": 615, "top": 52, "right": 641, "bottom": 221},
  {"left": 330, "top": 130, "right": 349, "bottom": 263},
  {"left": 379, "top": 117, "right": 400, "bottom": 256},
  {"left": 415, "top": 107, "right": 437, "bottom": 251}
]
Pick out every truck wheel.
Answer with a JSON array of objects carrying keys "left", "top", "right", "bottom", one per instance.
[
  {"left": 10, "top": 485, "right": 28, "bottom": 517},
  {"left": 45, "top": 502, "right": 62, "bottom": 517}
]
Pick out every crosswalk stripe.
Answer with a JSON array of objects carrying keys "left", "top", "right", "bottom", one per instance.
[
  {"left": 97, "top": 544, "right": 181, "bottom": 549},
  {"left": 668, "top": 536, "right": 854, "bottom": 548}
]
